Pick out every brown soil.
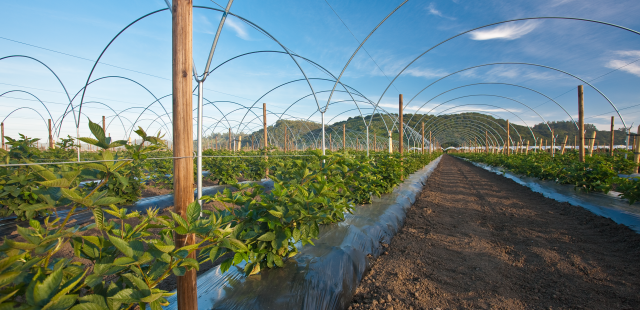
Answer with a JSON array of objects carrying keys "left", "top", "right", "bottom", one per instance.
[{"left": 350, "top": 155, "right": 640, "bottom": 310}]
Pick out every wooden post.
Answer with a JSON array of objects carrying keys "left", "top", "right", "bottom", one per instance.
[
  {"left": 429, "top": 131, "right": 432, "bottom": 153},
  {"left": 284, "top": 126, "right": 287, "bottom": 152},
  {"left": 48, "top": 119, "right": 54, "bottom": 149},
  {"left": 399, "top": 94, "right": 403, "bottom": 180},
  {"left": 485, "top": 130, "right": 489, "bottom": 153},
  {"left": 228, "top": 128, "right": 232, "bottom": 151},
  {"left": 506, "top": 120, "right": 510, "bottom": 156},
  {"left": 551, "top": 129, "right": 555, "bottom": 156},
  {"left": 329, "top": 133, "right": 332, "bottom": 152},
  {"left": 610, "top": 116, "right": 615, "bottom": 156},
  {"left": 1, "top": 122, "right": 3, "bottom": 150},
  {"left": 578, "top": 85, "right": 585, "bottom": 162},
  {"left": 374, "top": 133, "right": 377, "bottom": 152},
  {"left": 388, "top": 130, "right": 392, "bottom": 153},
  {"left": 635, "top": 125, "right": 640, "bottom": 173},
  {"left": 588, "top": 131, "right": 596, "bottom": 156},
  {"left": 561, "top": 135, "right": 568, "bottom": 155},
  {"left": 172, "top": 0, "right": 197, "bottom": 308},
  {"left": 526, "top": 140, "right": 530, "bottom": 155},
  {"left": 399, "top": 94, "right": 403, "bottom": 155},
  {"left": 238, "top": 135, "right": 242, "bottom": 151},
  {"left": 421, "top": 122, "right": 425, "bottom": 154},
  {"left": 263, "top": 103, "right": 268, "bottom": 176}
]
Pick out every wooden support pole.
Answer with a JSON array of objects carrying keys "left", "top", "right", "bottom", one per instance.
[
  {"left": 610, "top": 116, "right": 615, "bottom": 156},
  {"left": 329, "top": 133, "right": 332, "bottom": 152},
  {"left": 506, "top": 120, "right": 510, "bottom": 156},
  {"left": 429, "top": 131, "right": 432, "bottom": 153},
  {"left": 374, "top": 133, "right": 377, "bottom": 152},
  {"left": 48, "top": 119, "right": 54, "bottom": 149},
  {"left": 526, "top": 140, "right": 530, "bottom": 155},
  {"left": 263, "top": 103, "right": 268, "bottom": 176},
  {"left": 589, "top": 131, "right": 597, "bottom": 156},
  {"left": 551, "top": 129, "right": 555, "bottom": 156},
  {"left": 171, "top": 0, "right": 197, "bottom": 308},
  {"left": 485, "top": 130, "right": 489, "bottom": 153},
  {"left": 388, "top": 130, "right": 392, "bottom": 153},
  {"left": 1, "top": 122, "right": 3, "bottom": 150},
  {"left": 399, "top": 94, "right": 403, "bottom": 155},
  {"left": 635, "top": 125, "right": 640, "bottom": 173},
  {"left": 578, "top": 85, "right": 585, "bottom": 162},
  {"left": 421, "top": 122, "right": 425, "bottom": 154},
  {"left": 561, "top": 135, "right": 568, "bottom": 155}
]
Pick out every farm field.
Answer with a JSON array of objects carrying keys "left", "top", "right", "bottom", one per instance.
[{"left": 350, "top": 155, "right": 640, "bottom": 310}]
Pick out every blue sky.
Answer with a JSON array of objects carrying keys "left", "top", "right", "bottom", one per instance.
[{"left": 1, "top": 0, "right": 640, "bottom": 143}]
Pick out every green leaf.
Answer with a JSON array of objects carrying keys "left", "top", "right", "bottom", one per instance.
[
  {"left": 186, "top": 201, "right": 201, "bottom": 224},
  {"left": 70, "top": 303, "right": 108, "bottom": 310},
  {"left": 153, "top": 243, "right": 175, "bottom": 253},
  {"left": 108, "top": 235, "right": 134, "bottom": 258},
  {"left": 113, "top": 257, "right": 136, "bottom": 266},
  {"left": 19, "top": 203, "right": 52, "bottom": 212},
  {"left": 39, "top": 179, "right": 71, "bottom": 188},
  {"left": 92, "top": 207, "right": 104, "bottom": 230},
  {"left": 227, "top": 238, "right": 248, "bottom": 252},
  {"left": 42, "top": 294, "right": 78, "bottom": 310},
  {"left": 93, "top": 197, "right": 124, "bottom": 206},
  {"left": 268, "top": 210, "right": 283, "bottom": 218},
  {"left": 33, "top": 265, "right": 64, "bottom": 306},
  {"left": 170, "top": 212, "right": 189, "bottom": 229},
  {"left": 257, "top": 232, "right": 275, "bottom": 242},
  {"left": 273, "top": 255, "right": 284, "bottom": 268},
  {"left": 88, "top": 119, "right": 106, "bottom": 143}
]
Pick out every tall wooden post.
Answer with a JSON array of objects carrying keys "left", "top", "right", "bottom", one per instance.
[
  {"left": 1, "top": 122, "right": 4, "bottom": 150},
  {"left": 329, "top": 133, "right": 332, "bottom": 152},
  {"left": 429, "top": 131, "right": 432, "bottom": 153},
  {"left": 399, "top": 94, "right": 403, "bottom": 179},
  {"left": 551, "top": 129, "right": 555, "bottom": 156},
  {"left": 578, "top": 85, "right": 585, "bottom": 162},
  {"left": 561, "top": 136, "right": 568, "bottom": 155},
  {"left": 388, "top": 130, "right": 392, "bottom": 153},
  {"left": 421, "top": 122, "right": 425, "bottom": 154},
  {"left": 228, "top": 128, "right": 232, "bottom": 151},
  {"left": 635, "top": 125, "right": 640, "bottom": 173},
  {"left": 526, "top": 140, "right": 530, "bottom": 155},
  {"left": 506, "top": 120, "right": 510, "bottom": 156},
  {"left": 343, "top": 123, "right": 346, "bottom": 150},
  {"left": 48, "top": 119, "right": 54, "bottom": 149},
  {"left": 172, "top": 0, "right": 197, "bottom": 308},
  {"left": 215, "top": 136, "right": 218, "bottom": 150},
  {"left": 263, "top": 103, "right": 268, "bottom": 176},
  {"left": 588, "top": 131, "right": 597, "bottom": 156},
  {"left": 485, "top": 130, "right": 489, "bottom": 153},
  {"left": 610, "top": 116, "right": 615, "bottom": 156},
  {"left": 284, "top": 126, "right": 287, "bottom": 152}
]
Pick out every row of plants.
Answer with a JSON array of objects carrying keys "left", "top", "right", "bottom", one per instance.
[
  {"left": 453, "top": 150, "right": 640, "bottom": 203},
  {"left": 0, "top": 120, "right": 441, "bottom": 309}
]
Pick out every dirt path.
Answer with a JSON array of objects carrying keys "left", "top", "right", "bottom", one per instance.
[{"left": 349, "top": 155, "right": 640, "bottom": 310}]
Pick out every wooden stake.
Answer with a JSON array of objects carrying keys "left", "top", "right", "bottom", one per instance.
[
  {"left": 588, "top": 131, "right": 597, "bottom": 156},
  {"left": 421, "top": 122, "right": 425, "bottom": 154},
  {"left": 172, "top": 0, "right": 197, "bottom": 307},
  {"left": 48, "top": 119, "right": 54, "bottom": 149},
  {"left": 343, "top": 123, "right": 346, "bottom": 150},
  {"left": 329, "top": 133, "right": 332, "bottom": 152},
  {"left": 506, "top": 120, "right": 510, "bottom": 156},
  {"left": 561, "top": 135, "right": 568, "bottom": 155},
  {"left": 228, "top": 128, "right": 232, "bottom": 151},
  {"left": 485, "top": 130, "right": 489, "bottom": 153},
  {"left": 526, "top": 140, "right": 530, "bottom": 155},
  {"left": 635, "top": 125, "right": 640, "bottom": 173},
  {"left": 551, "top": 129, "right": 555, "bottom": 156},
  {"left": 388, "top": 130, "right": 392, "bottom": 153},
  {"left": 1, "top": 122, "right": 3, "bottom": 150},
  {"left": 610, "top": 116, "right": 615, "bottom": 156},
  {"left": 429, "top": 131, "right": 432, "bottom": 153},
  {"left": 578, "top": 85, "right": 585, "bottom": 162}
]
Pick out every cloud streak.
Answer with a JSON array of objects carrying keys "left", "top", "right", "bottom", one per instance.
[
  {"left": 426, "top": 3, "right": 456, "bottom": 20},
  {"left": 605, "top": 50, "right": 640, "bottom": 77},
  {"left": 225, "top": 17, "right": 250, "bottom": 40},
  {"left": 469, "top": 21, "right": 538, "bottom": 40}
]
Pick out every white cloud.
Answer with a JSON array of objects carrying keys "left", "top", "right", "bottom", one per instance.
[
  {"left": 404, "top": 67, "right": 448, "bottom": 78},
  {"left": 426, "top": 3, "right": 455, "bottom": 20},
  {"left": 469, "top": 21, "right": 539, "bottom": 41},
  {"left": 605, "top": 50, "right": 640, "bottom": 77},
  {"left": 606, "top": 59, "right": 640, "bottom": 77},
  {"left": 225, "top": 17, "right": 250, "bottom": 40}
]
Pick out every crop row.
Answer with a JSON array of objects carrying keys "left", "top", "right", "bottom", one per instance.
[
  {"left": 0, "top": 120, "right": 441, "bottom": 309},
  {"left": 453, "top": 150, "right": 640, "bottom": 204}
]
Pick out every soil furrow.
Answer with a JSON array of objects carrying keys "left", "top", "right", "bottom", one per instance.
[{"left": 349, "top": 155, "right": 640, "bottom": 310}]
